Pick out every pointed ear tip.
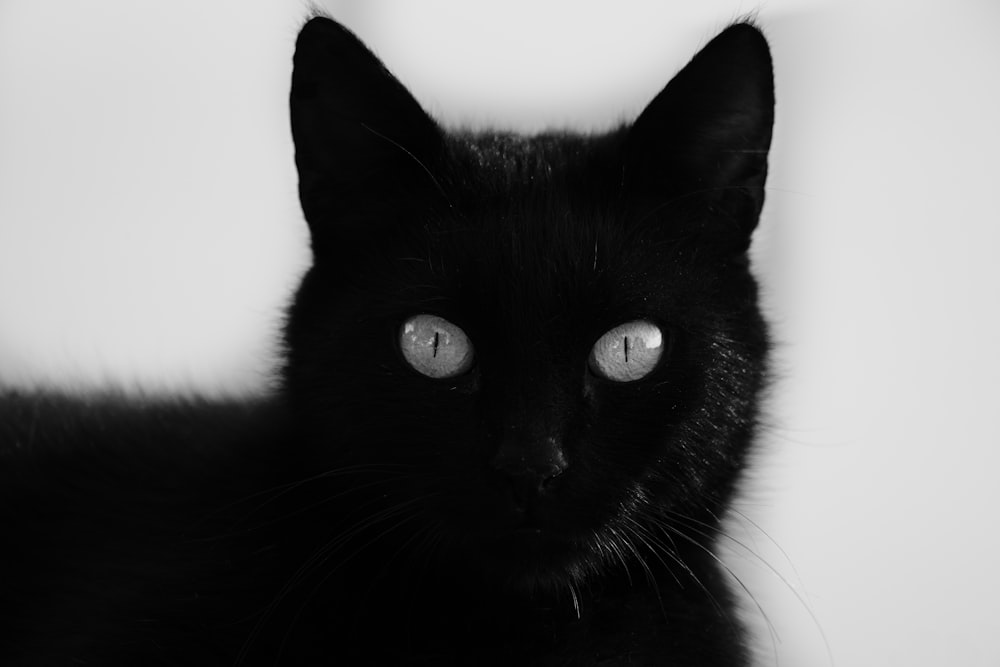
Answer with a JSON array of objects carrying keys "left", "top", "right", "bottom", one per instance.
[
  {"left": 717, "top": 22, "right": 773, "bottom": 61},
  {"left": 704, "top": 23, "right": 774, "bottom": 100},
  {"left": 296, "top": 15, "right": 356, "bottom": 52},
  {"left": 299, "top": 14, "right": 337, "bottom": 35},
  {"left": 294, "top": 15, "right": 379, "bottom": 83}
]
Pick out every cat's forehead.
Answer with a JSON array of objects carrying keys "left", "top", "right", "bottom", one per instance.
[
  {"left": 439, "top": 132, "right": 625, "bottom": 244},
  {"left": 450, "top": 131, "right": 613, "bottom": 188},
  {"left": 395, "top": 135, "right": 681, "bottom": 328},
  {"left": 455, "top": 134, "right": 558, "bottom": 178},
  {"left": 430, "top": 137, "right": 603, "bottom": 267},
  {"left": 350, "top": 130, "right": 709, "bottom": 329}
]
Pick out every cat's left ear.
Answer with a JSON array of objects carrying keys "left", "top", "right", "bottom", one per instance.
[
  {"left": 624, "top": 23, "right": 774, "bottom": 252},
  {"left": 290, "top": 17, "right": 444, "bottom": 249}
]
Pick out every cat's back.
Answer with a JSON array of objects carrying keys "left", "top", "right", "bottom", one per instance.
[
  {"left": 0, "top": 390, "right": 284, "bottom": 492},
  {"left": 0, "top": 391, "right": 288, "bottom": 665}
]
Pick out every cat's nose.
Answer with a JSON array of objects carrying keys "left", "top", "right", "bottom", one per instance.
[{"left": 490, "top": 435, "right": 569, "bottom": 501}]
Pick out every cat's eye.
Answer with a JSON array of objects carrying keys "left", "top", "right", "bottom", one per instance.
[
  {"left": 400, "top": 314, "right": 475, "bottom": 379},
  {"left": 588, "top": 320, "right": 664, "bottom": 382}
]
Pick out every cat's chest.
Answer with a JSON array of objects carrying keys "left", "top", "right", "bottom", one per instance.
[{"left": 254, "top": 556, "right": 740, "bottom": 667}]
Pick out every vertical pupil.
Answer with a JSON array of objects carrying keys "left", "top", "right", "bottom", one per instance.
[
  {"left": 624, "top": 335, "right": 629, "bottom": 363},
  {"left": 432, "top": 331, "right": 440, "bottom": 358}
]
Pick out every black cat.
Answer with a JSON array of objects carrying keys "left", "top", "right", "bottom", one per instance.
[{"left": 0, "top": 15, "right": 774, "bottom": 666}]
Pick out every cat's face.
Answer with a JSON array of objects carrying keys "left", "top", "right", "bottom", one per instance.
[{"left": 283, "top": 17, "right": 773, "bottom": 592}]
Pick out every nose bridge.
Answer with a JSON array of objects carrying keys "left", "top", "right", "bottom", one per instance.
[
  {"left": 502, "top": 340, "right": 560, "bottom": 435},
  {"left": 489, "top": 347, "right": 571, "bottom": 479},
  {"left": 486, "top": 286, "right": 577, "bottom": 434}
]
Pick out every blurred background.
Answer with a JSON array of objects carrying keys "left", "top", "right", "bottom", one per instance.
[{"left": 1, "top": 0, "right": 998, "bottom": 664}]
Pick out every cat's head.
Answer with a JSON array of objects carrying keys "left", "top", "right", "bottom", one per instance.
[{"left": 283, "top": 16, "right": 773, "bottom": 592}]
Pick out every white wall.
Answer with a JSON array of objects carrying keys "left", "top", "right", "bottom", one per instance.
[{"left": 2, "top": 1, "right": 998, "bottom": 665}]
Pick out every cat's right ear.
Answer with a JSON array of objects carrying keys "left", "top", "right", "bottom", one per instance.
[
  {"left": 290, "top": 17, "right": 443, "bottom": 249},
  {"left": 623, "top": 23, "right": 774, "bottom": 253}
]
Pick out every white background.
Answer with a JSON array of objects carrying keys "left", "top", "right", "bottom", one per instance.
[{"left": 2, "top": 1, "right": 998, "bottom": 665}]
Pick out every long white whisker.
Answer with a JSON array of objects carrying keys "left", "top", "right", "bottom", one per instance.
[
  {"left": 602, "top": 525, "right": 635, "bottom": 587},
  {"left": 639, "top": 513, "right": 727, "bottom": 620},
  {"left": 666, "top": 508, "right": 833, "bottom": 667},
  {"left": 658, "top": 515, "right": 781, "bottom": 660},
  {"left": 621, "top": 515, "right": 683, "bottom": 590}
]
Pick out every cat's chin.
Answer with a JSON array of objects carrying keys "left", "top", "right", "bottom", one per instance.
[{"left": 464, "top": 526, "right": 598, "bottom": 595}]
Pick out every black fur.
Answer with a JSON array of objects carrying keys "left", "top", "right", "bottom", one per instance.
[{"left": 0, "top": 16, "right": 774, "bottom": 666}]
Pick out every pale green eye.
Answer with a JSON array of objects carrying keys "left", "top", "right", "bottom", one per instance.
[
  {"left": 588, "top": 320, "right": 664, "bottom": 382},
  {"left": 400, "top": 314, "right": 474, "bottom": 379}
]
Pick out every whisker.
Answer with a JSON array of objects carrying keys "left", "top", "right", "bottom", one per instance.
[
  {"left": 656, "top": 514, "right": 781, "bottom": 661},
  {"left": 234, "top": 493, "right": 437, "bottom": 665},
  {"left": 621, "top": 515, "right": 683, "bottom": 589},
  {"left": 194, "top": 463, "right": 416, "bottom": 528},
  {"left": 275, "top": 510, "right": 426, "bottom": 663},
  {"left": 668, "top": 508, "right": 834, "bottom": 667},
  {"left": 616, "top": 522, "right": 657, "bottom": 591},
  {"left": 601, "top": 525, "right": 634, "bottom": 587},
  {"left": 637, "top": 513, "right": 726, "bottom": 620},
  {"left": 247, "top": 477, "right": 407, "bottom": 529},
  {"left": 726, "top": 507, "right": 805, "bottom": 585},
  {"left": 189, "top": 473, "right": 414, "bottom": 543},
  {"left": 568, "top": 580, "right": 582, "bottom": 620},
  {"left": 359, "top": 122, "right": 454, "bottom": 210}
]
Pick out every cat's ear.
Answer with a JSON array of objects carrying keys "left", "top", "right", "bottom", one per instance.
[
  {"left": 624, "top": 23, "right": 774, "bottom": 252},
  {"left": 290, "top": 17, "right": 443, "bottom": 246}
]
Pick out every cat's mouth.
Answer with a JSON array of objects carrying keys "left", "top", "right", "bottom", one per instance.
[
  {"left": 462, "top": 520, "right": 594, "bottom": 591},
  {"left": 428, "top": 475, "right": 610, "bottom": 589}
]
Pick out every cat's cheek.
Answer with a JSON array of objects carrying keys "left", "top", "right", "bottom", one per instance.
[
  {"left": 429, "top": 370, "right": 480, "bottom": 397},
  {"left": 455, "top": 368, "right": 480, "bottom": 394},
  {"left": 582, "top": 374, "right": 598, "bottom": 405}
]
